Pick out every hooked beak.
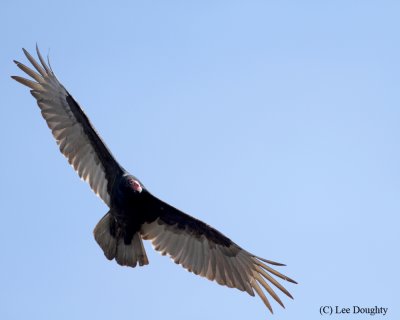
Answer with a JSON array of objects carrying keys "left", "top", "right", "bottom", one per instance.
[{"left": 133, "top": 181, "right": 143, "bottom": 193}]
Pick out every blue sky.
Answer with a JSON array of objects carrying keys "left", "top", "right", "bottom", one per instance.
[{"left": 1, "top": 1, "right": 399, "bottom": 319}]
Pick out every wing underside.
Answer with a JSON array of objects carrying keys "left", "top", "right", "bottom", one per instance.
[
  {"left": 12, "top": 46, "right": 124, "bottom": 206},
  {"left": 140, "top": 196, "right": 296, "bottom": 313}
]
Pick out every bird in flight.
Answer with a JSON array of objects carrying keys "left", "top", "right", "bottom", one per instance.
[{"left": 12, "top": 46, "right": 296, "bottom": 314}]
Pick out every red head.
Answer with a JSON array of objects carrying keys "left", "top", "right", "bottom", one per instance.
[{"left": 128, "top": 177, "right": 143, "bottom": 193}]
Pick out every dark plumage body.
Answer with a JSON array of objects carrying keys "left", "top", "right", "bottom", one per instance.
[
  {"left": 12, "top": 46, "right": 296, "bottom": 314},
  {"left": 110, "top": 174, "right": 233, "bottom": 249}
]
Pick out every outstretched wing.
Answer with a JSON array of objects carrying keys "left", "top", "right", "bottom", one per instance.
[
  {"left": 140, "top": 194, "right": 296, "bottom": 313},
  {"left": 12, "top": 46, "right": 124, "bottom": 206}
]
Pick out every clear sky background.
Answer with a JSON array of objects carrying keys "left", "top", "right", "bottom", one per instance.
[{"left": 1, "top": 1, "right": 399, "bottom": 319}]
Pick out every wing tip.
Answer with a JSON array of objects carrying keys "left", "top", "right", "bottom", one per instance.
[
  {"left": 255, "top": 256, "right": 286, "bottom": 266},
  {"left": 22, "top": 47, "right": 29, "bottom": 57},
  {"left": 286, "top": 277, "right": 298, "bottom": 285},
  {"left": 251, "top": 280, "right": 274, "bottom": 314}
]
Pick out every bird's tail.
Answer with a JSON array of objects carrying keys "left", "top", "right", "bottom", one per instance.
[{"left": 93, "top": 212, "right": 149, "bottom": 267}]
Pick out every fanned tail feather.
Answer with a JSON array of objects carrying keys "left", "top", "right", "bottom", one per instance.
[{"left": 94, "top": 212, "right": 149, "bottom": 267}]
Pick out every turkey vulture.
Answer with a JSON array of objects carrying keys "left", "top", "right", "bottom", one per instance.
[{"left": 12, "top": 46, "right": 296, "bottom": 314}]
